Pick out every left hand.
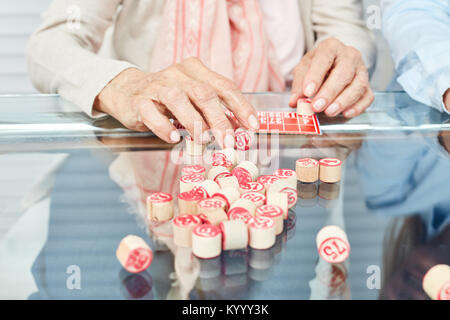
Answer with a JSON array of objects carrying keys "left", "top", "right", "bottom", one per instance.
[{"left": 289, "top": 38, "right": 374, "bottom": 118}]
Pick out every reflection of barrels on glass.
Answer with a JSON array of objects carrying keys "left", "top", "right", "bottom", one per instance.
[
  {"left": 147, "top": 226, "right": 170, "bottom": 252},
  {"left": 317, "top": 263, "right": 347, "bottom": 298},
  {"left": 273, "top": 233, "right": 285, "bottom": 256},
  {"left": 297, "top": 182, "right": 318, "bottom": 207},
  {"left": 119, "top": 269, "right": 154, "bottom": 300},
  {"left": 221, "top": 249, "right": 248, "bottom": 276},
  {"left": 248, "top": 266, "right": 274, "bottom": 282},
  {"left": 318, "top": 182, "right": 340, "bottom": 200},
  {"left": 315, "top": 263, "right": 349, "bottom": 299},
  {"left": 221, "top": 272, "right": 249, "bottom": 289},
  {"left": 196, "top": 256, "right": 222, "bottom": 292},
  {"left": 318, "top": 182, "right": 340, "bottom": 208},
  {"left": 282, "top": 210, "right": 297, "bottom": 243},
  {"left": 248, "top": 246, "right": 275, "bottom": 271}
]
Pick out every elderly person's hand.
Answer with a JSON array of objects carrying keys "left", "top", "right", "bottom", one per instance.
[
  {"left": 94, "top": 57, "right": 259, "bottom": 147},
  {"left": 444, "top": 89, "right": 450, "bottom": 112},
  {"left": 289, "top": 38, "right": 374, "bottom": 118}
]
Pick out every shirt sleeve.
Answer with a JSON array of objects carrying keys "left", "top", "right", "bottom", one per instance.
[
  {"left": 26, "top": 0, "right": 138, "bottom": 117},
  {"left": 382, "top": 0, "right": 450, "bottom": 114},
  {"left": 311, "top": 0, "right": 377, "bottom": 72}
]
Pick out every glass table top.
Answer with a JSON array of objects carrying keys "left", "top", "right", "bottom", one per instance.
[{"left": 0, "top": 92, "right": 448, "bottom": 300}]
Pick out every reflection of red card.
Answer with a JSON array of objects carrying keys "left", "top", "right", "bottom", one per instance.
[
  {"left": 174, "top": 111, "right": 322, "bottom": 135},
  {"left": 227, "top": 111, "right": 321, "bottom": 135}
]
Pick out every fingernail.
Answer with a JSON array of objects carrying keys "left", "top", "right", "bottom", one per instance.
[
  {"left": 345, "top": 109, "right": 355, "bottom": 117},
  {"left": 248, "top": 114, "right": 259, "bottom": 130},
  {"left": 170, "top": 130, "right": 180, "bottom": 142},
  {"left": 304, "top": 83, "right": 316, "bottom": 97},
  {"left": 224, "top": 134, "right": 235, "bottom": 148},
  {"left": 313, "top": 98, "right": 326, "bottom": 112},
  {"left": 327, "top": 103, "right": 340, "bottom": 116},
  {"left": 201, "top": 131, "right": 212, "bottom": 143}
]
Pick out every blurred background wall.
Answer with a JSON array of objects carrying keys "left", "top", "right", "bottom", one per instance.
[{"left": 0, "top": 0, "right": 394, "bottom": 95}]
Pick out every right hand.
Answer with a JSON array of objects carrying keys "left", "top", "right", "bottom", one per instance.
[{"left": 94, "top": 57, "right": 259, "bottom": 147}]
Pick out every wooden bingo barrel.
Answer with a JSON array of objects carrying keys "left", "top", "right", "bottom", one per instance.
[
  {"left": 257, "top": 175, "right": 280, "bottom": 192},
  {"left": 116, "top": 235, "right": 153, "bottom": 273},
  {"left": 197, "top": 198, "right": 227, "bottom": 214},
  {"left": 147, "top": 192, "right": 174, "bottom": 221},
  {"left": 235, "top": 128, "right": 254, "bottom": 151},
  {"left": 216, "top": 175, "right": 240, "bottom": 190},
  {"left": 280, "top": 187, "right": 298, "bottom": 209},
  {"left": 228, "top": 207, "right": 253, "bottom": 224},
  {"left": 319, "top": 158, "right": 342, "bottom": 183},
  {"left": 192, "top": 224, "right": 222, "bottom": 259},
  {"left": 208, "top": 166, "right": 231, "bottom": 181},
  {"left": 256, "top": 204, "right": 284, "bottom": 235},
  {"left": 173, "top": 214, "right": 203, "bottom": 247},
  {"left": 229, "top": 198, "right": 257, "bottom": 216},
  {"left": 232, "top": 166, "right": 253, "bottom": 186},
  {"left": 212, "top": 187, "right": 240, "bottom": 209},
  {"left": 196, "top": 180, "right": 220, "bottom": 198},
  {"left": 316, "top": 225, "right": 351, "bottom": 264},
  {"left": 180, "top": 173, "right": 205, "bottom": 193},
  {"left": 296, "top": 158, "right": 319, "bottom": 183},
  {"left": 234, "top": 161, "right": 259, "bottom": 181},
  {"left": 273, "top": 168, "right": 297, "bottom": 188},
  {"left": 178, "top": 189, "right": 205, "bottom": 215},
  {"left": 241, "top": 192, "right": 266, "bottom": 208},
  {"left": 266, "top": 192, "right": 288, "bottom": 219},
  {"left": 214, "top": 148, "right": 238, "bottom": 166},
  {"left": 297, "top": 98, "right": 314, "bottom": 115},
  {"left": 197, "top": 198, "right": 228, "bottom": 226},
  {"left": 220, "top": 220, "right": 248, "bottom": 251},
  {"left": 248, "top": 216, "right": 276, "bottom": 250},
  {"left": 211, "top": 155, "right": 233, "bottom": 171},
  {"left": 181, "top": 165, "right": 206, "bottom": 177},
  {"left": 239, "top": 181, "right": 265, "bottom": 195},
  {"left": 423, "top": 264, "right": 450, "bottom": 300}
]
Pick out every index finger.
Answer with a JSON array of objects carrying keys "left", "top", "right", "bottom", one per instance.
[
  {"left": 179, "top": 58, "right": 259, "bottom": 131},
  {"left": 289, "top": 52, "right": 312, "bottom": 107},
  {"left": 302, "top": 45, "right": 337, "bottom": 99}
]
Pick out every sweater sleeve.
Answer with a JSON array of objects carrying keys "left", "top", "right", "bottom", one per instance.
[
  {"left": 26, "top": 0, "right": 138, "bottom": 117},
  {"left": 311, "top": 0, "right": 377, "bottom": 72}
]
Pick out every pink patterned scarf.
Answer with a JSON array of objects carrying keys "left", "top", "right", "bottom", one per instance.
[{"left": 150, "top": 0, "right": 285, "bottom": 92}]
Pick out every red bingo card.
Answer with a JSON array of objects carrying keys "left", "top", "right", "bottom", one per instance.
[
  {"left": 226, "top": 111, "right": 321, "bottom": 135},
  {"left": 176, "top": 111, "right": 321, "bottom": 135}
]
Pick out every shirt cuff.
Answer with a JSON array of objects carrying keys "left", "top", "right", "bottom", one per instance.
[{"left": 66, "top": 59, "right": 138, "bottom": 118}]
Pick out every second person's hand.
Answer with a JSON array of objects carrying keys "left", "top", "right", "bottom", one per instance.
[{"left": 289, "top": 38, "right": 374, "bottom": 118}]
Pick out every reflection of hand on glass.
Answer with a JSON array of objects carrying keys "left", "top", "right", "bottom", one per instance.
[
  {"left": 439, "top": 131, "right": 450, "bottom": 154},
  {"left": 301, "top": 133, "right": 364, "bottom": 162}
]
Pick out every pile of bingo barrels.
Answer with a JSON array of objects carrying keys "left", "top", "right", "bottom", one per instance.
[
  {"left": 174, "top": 149, "right": 298, "bottom": 259},
  {"left": 117, "top": 144, "right": 345, "bottom": 264}
]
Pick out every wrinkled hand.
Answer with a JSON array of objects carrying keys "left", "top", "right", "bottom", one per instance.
[
  {"left": 95, "top": 57, "right": 259, "bottom": 147},
  {"left": 289, "top": 38, "right": 374, "bottom": 118}
]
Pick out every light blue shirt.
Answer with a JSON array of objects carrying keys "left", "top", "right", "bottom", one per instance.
[{"left": 382, "top": 0, "right": 450, "bottom": 114}]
